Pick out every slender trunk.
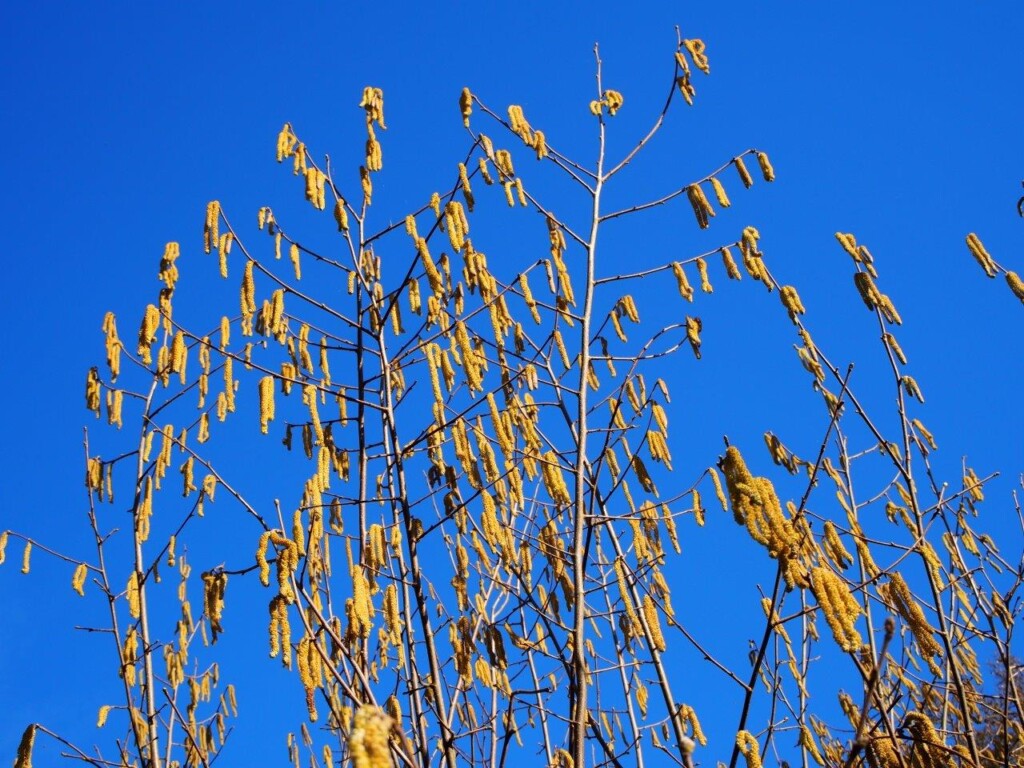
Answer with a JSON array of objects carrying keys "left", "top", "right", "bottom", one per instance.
[{"left": 570, "top": 69, "right": 605, "bottom": 766}]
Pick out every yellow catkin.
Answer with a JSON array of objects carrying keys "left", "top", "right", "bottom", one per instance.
[
  {"left": 682, "top": 38, "right": 709, "bottom": 73},
  {"left": 137, "top": 304, "right": 160, "bottom": 365},
  {"left": 21, "top": 541, "right": 32, "bottom": 574},
  {"left": 334, "top": 199, "right": 349, "bottom": 231},
  {"left": 736, "top": 730, "right": 762, "bottom": 768},
  {"left": 202, "top": 570, "right": 228, "bottom": 642},
  {"left": 127, "top": 571, "right": 141, "bottom": 618},
  {"left": 85, "top": 367, "right": 101, "bottom": 416},
  {"left": 642, "top": 595, "right": 666, "bottom": 651},
  {"left": 965, "top": 233, "right": 997, "bottom": 277},
  {"left": 219, "top": 316, "right": 230, "bottom": 352},
  {"left": 102, "top": 312, "right": 122, "bottom": 380},
  {"left": 459, "top": 87, "right": 473, "bottom": 127},
  {"left": 696, "top": 257, "right": 713, "bottom": 293},
  {"left": 359, "top": 86, "right": 386, "bottom": 128},
  {"left": 902, "top": 712, "right": 945, "bottom": 768},
  {"left": 635, "top": 682, "right": 649, "bottom": 718},
  {"left": 204, "top": 201, "right": 220, "bottom": 254},
  {"left": 721, "top": 246, "right": 742, "bottom": 280},
  {"left": 72, "top": 563, "right": 88, "bottom": 596},
  {"left": 721, "top": 446, "right": 758, "bottom": 524},
  {"left": 296, "top": 634, "right": 322, "bottom": 721},
  {"left": 289, "top": 243, "right": 301, "bottom": 280},
  {"left": 799, "top": 725, "right": 825, "bottom": 767},
  {"left": 901, "top": 375, "right": 925, "bottom": 403},
  {"left": 257, "top": 376, "right": 275, "bottom": 434},
  {"left": 686, "top": 184, "right": 715, "bottom": 229},
  {"left": 240, "top": 261, "right": 256, "bottom": 337},
  {"left": 519, "top": 273, "right": 542, "bottom": 324},
  {"left": 515, "top": 177, "right": 527, "bottom": 206},
  {"left": 218, "top": 232, "right": 232, "bottom": 278},
  {"left": 756, "top": 151, "right": 775, "bottom": 182},
  {"left": 710, "top": 176, "right": 731, "bottom": 208},
  {"left": 349, "top": 706, "right": 393, "bottom": 768},
  {"left": 13, "top": 725, "right": 35, "bottom": 768},
  {"left": 885, "top": 333, "right": 908, "bottom": 365},
  {"left": 614, "top": 557, "right": 640, "bottom": 638},
  {"left": 884, "top": 572, "right": 943, "bottom": 664},
  {"left": 672, "top": 262, "right": 694, "bottom": 301},
  {"left": 690, "top": 489, "right": 704, "bottom": 528},
  {"left": 169, "top": 331, "right": 187, "bottom": 383},
  {"left": 822, "top": 521, "right": 853, "bottom": 570},
  {"left": 553, "top": 328, "right": 571, "bottom": 369},
  {"left": 603, "top": 89, "right": 624, "bottom": 115},
  {"left": 685, "top": 316, "right": 702, "bottom": 358},
  {"left": 541, "top": 451, "right": 572, "bottom": 507},
  {"left": 964, "top": 467, "right": 984, "bottom": 501},
  {"left": 734, "top": 156, "right": 754, "bottom": 188},
  {"left": 809, "top": 566, "right": 862, "bottom": 652},
  {"left": 360, "top": 166, "right": 373, "bottom": 206},
  {"left": 1006, "top": 271, "right": 1024, "bottom": 303},
  {"left": 779, "top": 285, "right": 806, "bottom": 319},
  {"left": 0, "top": 531, "right": 8, "bottom": 565}
]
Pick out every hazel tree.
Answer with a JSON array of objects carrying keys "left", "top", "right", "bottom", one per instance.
[{"left": 6, "top": 28, "right": 1024, "bottom": 768}]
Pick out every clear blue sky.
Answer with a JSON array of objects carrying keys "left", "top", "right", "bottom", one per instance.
[{"left": 2, "top": 3, "right": 1022, "bottom": 766}]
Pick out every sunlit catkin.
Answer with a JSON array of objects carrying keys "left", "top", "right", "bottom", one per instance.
[
  {"left": 459, "top": 87, "right": 473, "bottom": 127},
  {"left": 756, "top": 151, "right": 775, "bottom": 182},
  {"left": 331, "top": 195, "right": 349, "bottom": 231},
  {"left": 84, "top": 367, "right": 102, "bottom": 416},
  {"left": 901, "top": 375, "right": 925, "bottom": 404},
  {"left": 349, "top": 706, "right": 393, "bottom": 768},
  {"left": 672, "top": 262, "right": 695, "bottom": 301},
  {"left": 696, "top": 257, "right": 713, "bottom": 293},
  {"left": 685, "top": 316, "right": 702, "bottom": 358},
  {"left": 603, "top": 89, "right": 624, "bottom": 115},
  {"left": 137, "top": 304, "right": 160, "bottom": 365},
  {"left": 204, "top": 201, "right": 220, "bottom": 254},
  {"left": 882, "top": 572, "right": 943, "bottom": 664},
  {"left": 1006, "top": 271, "right": 1024, "bottom": 303},
  {"left": 20, "top": 541, "right": 32, "bottom": 574},
  {"left": 721, "top": 445, "right": 760, "bottom": 525},
  {"left": 514, "top": 177, "right": 527, "bottom": 206},
  {"left": 965, "top": 233, "right": 997, "bottom": 277},
  {"left": 736, "top": 730, "right": 762, "bottom": 768},
  {"left": 72, "top": 562, "right": 88, "bottom": 596},
  {"left": 553, "top": 328, "right": 571, "bottom": 369},
  {"left": 255, "top": 375, "right": 276, "bottom": 435},
  {"left": 710, "top": 176, "right": 731, "bottom": 208},
  {"left": 170, "top": 331, "right": 188, "bottom": 383},
  {"left": 127, "top": 571, "right": 141, "bottom": 619},
  {"left": 642, "top": 595, "right": 666, "bottom": 651},
  {"left": 541, "top": 451, "right": 572, "bottom": 508},
  {"left": 358, "top": 86, "right": 386, "bottom": 128},
  {"left": 288, "top": 242, "right": 302, "bottom": 280},
  {"left": 809, "top": 566, "right": 862, "bottom": 652},
  {"left": 822, "top": 522, "right": 853, "bottom": 571},
  {"left": 687, "top": 184, "right": 714, "bottom": 229},
  {"left": 779, "top": 285, "right": 806, "bottom": 320},
  {"left": 734, "top": 156, "right": 754, "bottom": 188},
  {"left": 721, "top": 246, "right": 742, "bottom": 280},
  {"left": 13, "top": 725, "right": 35, "bottom": 768},
  {"left": 102, "top": 312, "right": 122, "bottom": 380}
]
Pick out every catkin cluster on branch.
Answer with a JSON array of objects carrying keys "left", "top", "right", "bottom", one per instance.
[{"left": 721, "top": 446, "right": 812, "bottom": 588}]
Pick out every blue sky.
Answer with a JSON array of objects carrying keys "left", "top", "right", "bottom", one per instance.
[{"left": 2, "top": 3, "right": 1022, "bottom": 766}]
